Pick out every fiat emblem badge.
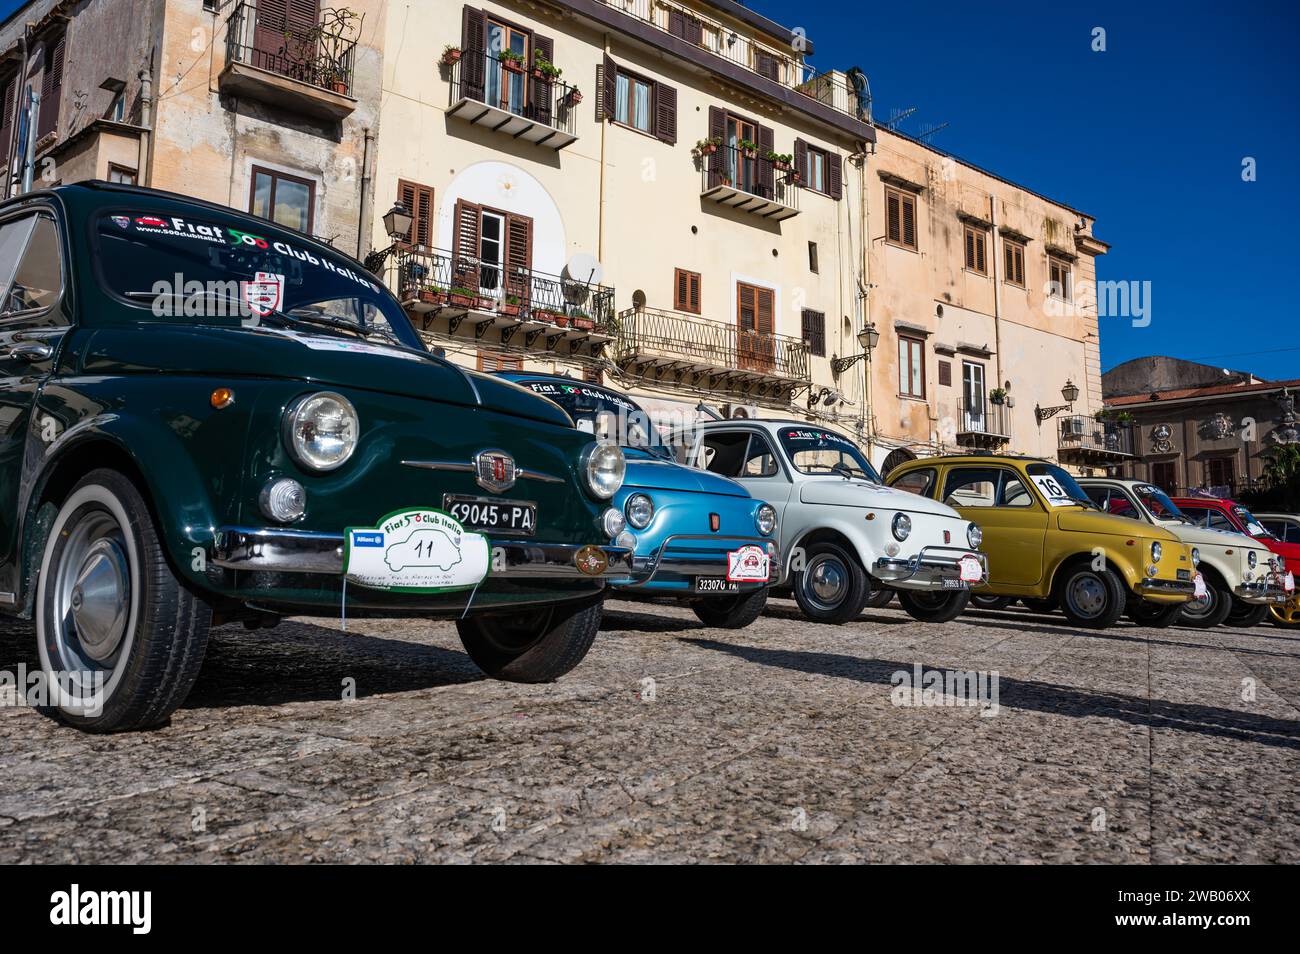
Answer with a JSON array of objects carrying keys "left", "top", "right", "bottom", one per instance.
[{"left": 474, "top": 449, "right": 517, "bottom": 493}]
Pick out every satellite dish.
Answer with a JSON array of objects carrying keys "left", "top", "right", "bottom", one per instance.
[{"left": 564, "top": 252, "right": 604, "bottom": 285}]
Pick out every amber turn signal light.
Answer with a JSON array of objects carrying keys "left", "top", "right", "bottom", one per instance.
[{"left": 210, "top": 387, "right": 235, "bottom": 409}]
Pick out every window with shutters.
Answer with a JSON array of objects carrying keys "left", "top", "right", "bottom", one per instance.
[
  {"left": 885, "top": 187, "right": 918, "bottom": 250},
  {"left": 709, "top": 107, "right": 775, "bottom": 200},
  {"left": 736, "top": 281, "right": 775, "bottom": 372},
  {"left": 249, "top": 166, "right": 316, "bottom": 234},
  {"left": 107, "top": 164, "right": 136, "bottom": 185},
  {"left": 452, "top": 199, "right": 533, "bottom": 303},
  {"left": 805, "top": 145, "right": 829, "bottom": 194},
  {"left": 1048, "top": 257, "right": 1072, "bottom": 301},
  {"left": 396, "top": 180, "right": 435, "bottom": 249},
  {"left": 674, "top": 268, "right": 701, "bottom": 314},
  {"left": 37, "top": 31, "right": 65, "bottom": 140},
  {"left": 963, "top": 225, "right": 988, "bottom": 275},
  {"left": 800, "top": 309, "right": 825, "bottom": 357},
  {"left": 602, "top": 55, "right": 676, "bottom": 144},
  {"left": 808, "top": 241, "right": 818, "bottom": 274},
  {"left": 614, "top": 70, "right": 653, "bottom": 133},
  {"left": 0, "top": 73, "right": 15, "bottom": 167},
  {"left": 1003, "top": 239, "right": 1026, "bottom": 287},
  {"left": 938, "top": 360, "right": 952, "bottom": 387},
  {"left": 476, "top": 351, "right": 523, "bottom": 372},
  {"left": 898, "top": 335, "right": 925, "bottom": 398}
]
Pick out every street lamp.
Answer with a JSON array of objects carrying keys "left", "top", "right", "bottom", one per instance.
[
  {"left": 362, "top": 202, "right": 414, "bottom": 275},
  {"left": 831, "top": 323, "right": 880, "bottom": 374},
  {"left": 1035, "top": 379, "right": 1081, "bottom": 424}
]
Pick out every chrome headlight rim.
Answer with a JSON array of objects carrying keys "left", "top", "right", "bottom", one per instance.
[
  {"left": 756, "top": 503, "right": 778, "bottom": 537},
  {"left": 891, "top": 512, "right": 912, "bottom": 542},
  {"left": 1191, "top": 547, "right": 1201, "bottom": 567},
  {"left": 581, "top": 441, "right": 626, "bottom": 500},
  {"left": 1150, "top": 541, "right": 1162, "bottom": 564},
  {"left": 282, "top": 391, "right": 359, "bottom": 472},
  {"left": 967, "top": 522, "right": 983, "bottom": 549},
  {"left": 601, "top": 506, "right": 627, "bottom": 538},
  {"left": 625, "top": 493, "right": 655, "bottom": 530},
  {"left": 1247, "top": 549, "right": 1258, "bottom": 569}
]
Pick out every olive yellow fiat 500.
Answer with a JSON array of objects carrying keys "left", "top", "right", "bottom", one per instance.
[{"left": 886, "top": 456, "right": 1195, "bottom": 628}]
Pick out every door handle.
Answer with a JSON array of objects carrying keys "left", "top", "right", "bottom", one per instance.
[{"left": 4, "top": 340, "right": 54, "bottom": 361}]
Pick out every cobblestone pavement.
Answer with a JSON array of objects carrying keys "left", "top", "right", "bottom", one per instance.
[{"left": 1, "top": 598, "right": 1297, "bottom": 863}]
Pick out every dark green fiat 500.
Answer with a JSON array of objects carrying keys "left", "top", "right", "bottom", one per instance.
[{"left": 0, "top": 182, "right": 631, "bottom": 732}]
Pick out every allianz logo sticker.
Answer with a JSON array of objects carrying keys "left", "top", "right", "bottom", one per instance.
[
  {"left": 351, "top": 531, "right": 385, "bottom": 547},
  {"left": 50, "top": 884, "right": 151, "bottom": 934}
]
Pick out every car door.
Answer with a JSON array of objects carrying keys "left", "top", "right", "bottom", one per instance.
[
  {"left": 699, "top": 427, "right": 794, "bottom": 544},
  {"left": 939, "top": 465, "right": 1048, "bottom": 586},
  {"left": 0, "top": 209, "right": 69, "bottom": 601}
]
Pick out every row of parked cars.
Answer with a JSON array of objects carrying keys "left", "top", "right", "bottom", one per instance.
[{"left": 1, "top": 184, "right": 1293, "bottom": 733}]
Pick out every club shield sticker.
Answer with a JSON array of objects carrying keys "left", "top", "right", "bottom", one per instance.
[
  {"left": 344, "top": 509, "right": 490, "bottom": 593},
  {"left": 242, "top": 272, "right": 284, "bottom": 317}
]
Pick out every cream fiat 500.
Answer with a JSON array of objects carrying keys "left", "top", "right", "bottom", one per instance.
[
  {"left": 676, "top": 421, "right": 985, "bottom": 624},
  {"left": 1078, "top": 478, "right": 1286, "bottom": 628}
]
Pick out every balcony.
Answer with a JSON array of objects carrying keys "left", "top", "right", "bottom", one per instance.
[
  {"left": 446, "top": 50, "right": 580, "bottom": 150},
  {"left": 701, "top": 144, "right": 800, "bottom": 221},
  {"left": 612, "top": 306, "right": 811, "bottom": 407},
  {"left": 596, "top": 0, "right": 867, "bottom": 122},
  {"left": 956, "top": 399, "right": 1012, "bottom": 449},
  {"left": 220, "top": 0, "right": 357, "bottom": 121},
  {"left": 391, "top": 247, "right": 615, "bottom": 360},
  {"left": 1056, "top": 415, "right": 1134, "bottom": 465}
]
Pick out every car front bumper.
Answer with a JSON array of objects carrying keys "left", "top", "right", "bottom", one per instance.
[
  {"left": 1137, "top": 577, "right": 1196, "bottom": 602},
  {"left": 611, "top": 534, "right": 778, "bottom": 591},
  {"left": 211, "top": 527, "right": 632, "bottom": 581},
  {"left": 1234, "top": 576, "right": 1292, "bottom": 604},
  {"left": 873, "top": 547, "right": 988, "bottom": 591}
]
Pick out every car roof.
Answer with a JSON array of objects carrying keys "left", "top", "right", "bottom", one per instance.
[{"left": 891, "top": 454, "right": 1052, "bottom": 468}]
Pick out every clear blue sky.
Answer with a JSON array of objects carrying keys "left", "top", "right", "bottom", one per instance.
[{"left": 1, "top": 0, "right": 1295, "bottom": 379}]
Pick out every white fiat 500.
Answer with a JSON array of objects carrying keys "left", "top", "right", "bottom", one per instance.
[{"left": 675, "top": 421, "right": 986, "bottom": 623}]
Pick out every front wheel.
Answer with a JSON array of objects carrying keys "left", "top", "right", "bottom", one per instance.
[
  {"left": 1268, "top": 598, "right": 1300, "bottom": 629},
  {"left": 1056, "top": 565, "right": 1125, "bottom": 629},
  {"left": 863, "top": 588, "right": 895, "bottom": 609},
  {"left": 36, "top": 469, "right": 212, "bottom": 733},
  {"left": 1222, "top": 601, "right": 1268, "bottom": 628},
  {"left": 792, "top": 542, "right": 868, "bottom": 624},
  {"left": 898, "top": 589, "right": 971, "bottom": 623},
  {"left": 1022, "top": 597, "right": 1058, "bottom": 614},
  {"left": 691, "top": 588, "right": 768, "bottom": 629},
  {"left": 457, "top": 596, "right": 602, "bottom": 682},
  {"left": 1127, "top": 599, "right": 1185, "bottom": 629}
]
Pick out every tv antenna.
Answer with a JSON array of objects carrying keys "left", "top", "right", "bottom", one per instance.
[
  {"left": 880, "top": 106, "right": 916, "bottom": 130},
  {"left": 917, "top": 122, "right": 950, "bottom": 142}
]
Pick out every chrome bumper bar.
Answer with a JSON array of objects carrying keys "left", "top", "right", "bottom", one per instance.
[
  {"left": 1137, "top": 577, "right": 1196, "bottom": 598},
  {"left": 1234, "top": 577, "right": 1291, "bottom": 604},
  {"left": 211, "top": 528, "right": 632, "bottom": 580},
  {"left": 873, "top": 546, "right": 987, "bottom": 590},
  {"left": 614, "top": 534, "right": 778, "bottom": 589}
]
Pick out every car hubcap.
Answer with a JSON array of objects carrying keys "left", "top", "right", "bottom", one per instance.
[
  {"left": 1183, "top": 587, "right": 1215, "bottom": 619},
  {"left": 1068, "top": 575, "right": 1106, "bottom": 618},
  {"left": 806, "top": 557, "right": 846, "bottom": 607},
  {"left": 53, "top": 510, "right": 132, "bottom": 670}
]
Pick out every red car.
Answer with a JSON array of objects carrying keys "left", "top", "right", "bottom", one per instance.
[{"left": 1173, "top": 496, "right": 1299, "bottom": 627}]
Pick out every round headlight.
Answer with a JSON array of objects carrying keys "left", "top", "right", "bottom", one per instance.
[
  {"left": 967, "top": 523, "right": 983, "bottom": 549},
  {"left": 602, "top": 507, "right": 627, "bottom": 538},
  {"left": 283, "top": 391, "right": 358, "bottom": 471},
  {"left": 1248, "top": 549, "right": 1258, "bottom": 569},
  {"left": 260, "top": 477, "right": 307, "bottom": 523},
  {"left": 892, "top": 512, "right": 912, "bottom": 542},
  {"left": 625, "top": 493, "right": 655, "bottom": 530},
  {"left": 582, "top": 442, "right": 625, "bottom": 499},
  {"left": 756, "top": 504, "right": 777, "bottom": 536},
  {"left": 1191, "top": 547, "right": 1201, "bottom": 567},
  {"left": 1150, "top": 541, "right": 1162, "bottom": 564}
]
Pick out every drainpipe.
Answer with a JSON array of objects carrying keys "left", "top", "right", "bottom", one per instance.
[
  {"left": 137, "top": 66, "right": 153, "bottom": 186},
  {"left": 860, "top": 139, "right": 875, "bottom": 448},
  {"left": 357, "top": 127, "right": 373, "bottom": 259},
  {"left": 989, "top": 194, "right": 1003, "bottom": 392},
  {"left": 4, "top": 32, "right": 30, "bottom": 199},
  {"left": 597, "top": 34, "right": 610, "bottom": 261}
]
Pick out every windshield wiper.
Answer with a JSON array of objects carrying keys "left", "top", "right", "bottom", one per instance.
[{"left": 123, "top": 290, "right": 401, "bottom": 346}]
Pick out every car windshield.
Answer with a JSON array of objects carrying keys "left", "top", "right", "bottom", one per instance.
[
  {"left": 777, "top": 427, "right": 881, "bottom": 481},
  {"left": 513, "top": 379, "right": 661, "bottom": 452},
  {"left": 1233, "top": 505, "right": 1273, "bottom": 539},
  {"left": 1025, "top": 462, "right": 1094, "bottom": 507},
  {"left": 1134, "top": 484, "right": 1189, "bottom": 522},
  {"left": 92, "top": 210, "right": 422, "bottom": 349}
]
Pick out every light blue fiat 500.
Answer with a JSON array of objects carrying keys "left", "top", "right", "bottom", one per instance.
[{"left": 498, "top": 374, "right": 778, "bottom": 629}]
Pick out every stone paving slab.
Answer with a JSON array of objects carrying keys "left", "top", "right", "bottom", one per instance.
[{"left": 0, "top": 598, "right": 1296, "bottom": 863}]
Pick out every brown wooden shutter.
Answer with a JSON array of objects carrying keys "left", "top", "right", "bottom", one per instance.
[
  {"left": 938, "top": 360, "right": 952, "bottom": 387},
  {"left": 397, "top": 179, "right": 434, "bottom": 249},
  {"left": 254, "top": 0, "right": 289, "bottom": 59},
  {"left": 451, "top": 198, "right": 482, "bottom": 291},
  {"left": 530, "top": 33, "right": 555, "bottom": 126},
  {"left": 793, "top": 138, "right": 807, "bottom": 184},
  {"left": 461, "top": 7, "right": 487, "bottom": 102},
  {"left": 886, "top": 189, "right": 901, "bottom": 243},
  {"left": 38, "top": 33, "right": 65, "bottom": 138},
  {"left": 757, "top": 124, "right": 775, "bottom": 198},
  {"left": 827, "top": 151, "right": 842, "bottom": 200},
  {"left": 755, "top": 50, "right": 779, "bottom": 81},
  {"left": 667, "top": 9, "right": 702, "bottom": 44},
  {"left": 653, "top": 81, "right": 677, "bottom": 144},
  {"left": 756, "top": 287, "right": 774, "bottom": 336},
  {"left": 674, "top": 268, "right": 700, "bottom": 314},
  {"left": 964, "top": 228, "right": 975, "bottom": 270},
  {"left": 707, "top": 106, "right": 726, "bottom": 187},
  {"left": 504, "top": 212, "right": 534, "bottom": 309},
  {"left": 601, "top": 54, "right": 617, "bottom": 122},
  {"left": 901, "top": 193, "right": 916, "bottom": 248},
  {"left": 800, "top": 309, "right": 825, "bottom": 357},
  {"left": 975, "top": 231, "right": 986, "bottom": 273},
  {"left": 286, "top": 0, "right": 320, "bottom": 30},
  {"left": 0, "top": 75, "right": 14, "bottom": 166}
]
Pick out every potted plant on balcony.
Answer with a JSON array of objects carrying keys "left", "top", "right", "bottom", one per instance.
[
  {"left": 534, "top": 309, "right": 568, "bottom": 328},
  {"left": 533, "top": 54, "right": 563, "bottom": 80},
  {"left": 448, "top": 286, "right": 476, "bottom": 308},
  {"left": 765, "top": 150, "right": 793, "bottom": 171},
  {"left": 692, "top": 137, "right": 722, "bottom": 159},
  {"left": 499, "top": 49, "right": 524, "bottom": 73},
  {"left": 989, "top": 387, "right": 1008, "bottom": 405},
  {"left": 571, "top": 309, "right": 594, "bottom": 331},
  {"left": 418, "top": 285, "right": 449, "bottom": 307},
  {"left": 441, "top": 45, "right": 462, "bottom": 67},
  {"left": 499, "top": 294, "right": 523, "bottom": 318},
  {"left": 737, "top": 139, "right": 759, "bottom": 159}
]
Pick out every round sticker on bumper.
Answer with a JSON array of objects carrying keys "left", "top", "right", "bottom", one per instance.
[{"left": 344, "top": 509, "right": 489, "bottom": 593}]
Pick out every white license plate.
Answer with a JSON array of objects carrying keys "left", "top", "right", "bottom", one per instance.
[
  {"left": 442, "top": 495, "right": 536, "bottom": 536},
  {"left": 695, "top": 577, "right": 741, "bottom": 594}
]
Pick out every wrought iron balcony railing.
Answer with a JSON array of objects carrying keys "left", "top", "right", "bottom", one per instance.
[
  {"left": 393, "top": 246, "right": 615, "bottom": 328},
  {"left": 614, "top": 306, "right": 811, "bottom": 395},
  {"left": 701, "top": 143, "right": 800, "bottom": 220},
  {"left": 225, "top": 0, "right": 357, "bottom": 96},
  {"left": 1057, "top": 414, "right": 1134, "bottom": 460},
  {"left": 956, "top": 398, "right": 1012, "bottom": 445},
  {"left": 446, "top": 48, "right": 580, "bottom": 147}
]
